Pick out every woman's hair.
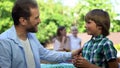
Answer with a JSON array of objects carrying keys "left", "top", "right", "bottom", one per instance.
[
  {"left": 85, "top": 9, "right": 110, "bottom": 36},
  {"left": 57, "top": 26, "right": 66, "bottom": 36}
]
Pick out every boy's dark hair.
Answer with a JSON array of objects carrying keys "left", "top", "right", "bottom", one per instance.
[
  {"left": 57, "top": 26, "right": 66, "bottom": 36},
  {"left": 12, "top": 0, "right": 38, "bottom": 25},
  {"left": 85, "top": 9, "right": 110, "bottom": 36}
]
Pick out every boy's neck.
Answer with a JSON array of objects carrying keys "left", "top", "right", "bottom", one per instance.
[
  {"left": 92, "top": 33, "right": 103, "bottom": 38},
  {"left": 93, "top": 30, "right": 102, "bottom": 37}
]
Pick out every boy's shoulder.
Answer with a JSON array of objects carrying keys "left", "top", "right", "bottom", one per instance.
[
  {"left": 84, "top": 37, "right": 113, "bottom": 45},
  {"left": 102, "top": 37, "right": 113, "bottom": 44}
]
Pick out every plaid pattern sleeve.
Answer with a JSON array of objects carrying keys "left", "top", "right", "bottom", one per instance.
[
  {"left": 103, "top": 40, "right": 117, "bottom": 61},
  {"left": 82, "top": 35, "right": 117, "bottom": 68}
]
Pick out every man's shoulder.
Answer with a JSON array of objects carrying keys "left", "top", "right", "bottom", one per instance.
[
  {"left": 0, "top": 39, "right": 13, "bottom": 47},
  {"left": 0, "top": 26, "right": 17, "bottom": 39},
  {"left": 0, "top": 29, "right": 10, "bottom": 39}
]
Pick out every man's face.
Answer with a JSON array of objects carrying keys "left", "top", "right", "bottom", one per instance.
[{"left": 26, "top": 8, "right": 40, "bottom": 33}]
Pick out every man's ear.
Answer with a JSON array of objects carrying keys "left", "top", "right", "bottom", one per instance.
[{"left": 19, "top": 17, "right": 27, "bottom": 25}]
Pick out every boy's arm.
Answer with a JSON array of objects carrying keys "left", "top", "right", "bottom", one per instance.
[
  {"left": 72, "top": 56, "right": 101, "bottom": 68},
  {"left": 108, "top": 59, "right": 118, "bottom": 68},
  {"left": 89, "top": 64, "right": 101, "bottom": 68},
  {"left": 85, "top": 57, "right": 118, "bottom": 68}
]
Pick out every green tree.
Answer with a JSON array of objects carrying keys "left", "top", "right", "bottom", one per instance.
[
  {"left": 0, "top": 0, "right": 14, "bottom": 33},
  {"left": 70, "top": 0, "right": 119, "bottom": 33},
  {"left": 37, "top": 0, "right": 73, "bottom": 45},
  {"left": 0, "top": 0, "right": 119, "bottom": 46}
]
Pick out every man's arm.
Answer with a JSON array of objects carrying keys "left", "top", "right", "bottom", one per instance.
[
  {"left": 39, "top": 42, "right": 83, "bottom": 63},
  {"left": 0, "top": 40, "right": 11, "bottom": 68}
]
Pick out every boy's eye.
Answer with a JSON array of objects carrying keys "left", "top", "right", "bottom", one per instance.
[{"left": 87, "top": 21, "right": 91, "bottom": 24}]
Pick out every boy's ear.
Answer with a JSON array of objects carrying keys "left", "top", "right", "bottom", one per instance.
[{"left": 98, "top": 26, "right": 102, "bottom": 30}]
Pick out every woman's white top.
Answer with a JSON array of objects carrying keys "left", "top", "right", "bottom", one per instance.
[{"left": 53, "top": 37, "right": 70, "bottom": 51}]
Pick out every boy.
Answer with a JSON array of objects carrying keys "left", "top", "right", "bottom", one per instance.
[{"left": 73, "top": 9, "right": 118, "bottom": 68}]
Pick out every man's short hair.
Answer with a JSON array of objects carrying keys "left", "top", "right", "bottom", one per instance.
[{"left": 12, "top": 0, "right": 38, "bottom": 25}]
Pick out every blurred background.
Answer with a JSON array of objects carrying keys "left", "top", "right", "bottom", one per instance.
[{"left": 0, "top": 0, "right": 120, "bottom": 51}]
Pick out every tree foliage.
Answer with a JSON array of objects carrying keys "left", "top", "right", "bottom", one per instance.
[
  {"left": 0, "top": 0, "right": 120, "bottom": 46},
  {"left": 37, "top": 0, "right": 73, "bottom": 45},
  {"left": 0, "top": 0, "right": 14, "bottom": 33},
  {"left": 71, "top": 0, "right": 119, "bottom": 32}
]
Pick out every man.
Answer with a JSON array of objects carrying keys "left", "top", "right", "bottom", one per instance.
[{"left": 0, "top": 0, "right": 81, "bottom": 68}]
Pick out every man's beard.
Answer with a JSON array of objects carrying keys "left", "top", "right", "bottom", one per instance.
[{"left": 26, "top": 27, "right": 38, "bottom": 33}]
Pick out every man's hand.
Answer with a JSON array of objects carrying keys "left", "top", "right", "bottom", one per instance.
[{"left": 71, "top": 48, "right": 82, "bottom": 58}]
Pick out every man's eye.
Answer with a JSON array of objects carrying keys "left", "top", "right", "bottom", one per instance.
[{"left": 35, "top": 17, "right": 38, "bottom": 19}]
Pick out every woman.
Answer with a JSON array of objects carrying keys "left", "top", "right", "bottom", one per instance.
[{"left": 53, "top": 26, "right": 71, "bottom": 52}]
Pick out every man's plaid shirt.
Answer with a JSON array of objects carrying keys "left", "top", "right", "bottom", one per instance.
[{"left": 82, "top": 35, "right": 117, "bottom": 68}]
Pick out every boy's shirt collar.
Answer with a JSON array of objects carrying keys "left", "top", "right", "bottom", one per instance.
[{"left": 91, "top": 35, "right": 104, "bottom": 42}]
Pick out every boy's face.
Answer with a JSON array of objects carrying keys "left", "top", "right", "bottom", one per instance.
[{"left": 85, "top": 20, "right": 101, "bottom": 36}]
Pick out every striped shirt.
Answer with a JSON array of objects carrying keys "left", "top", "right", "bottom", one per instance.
[{"left": 82, "top": 35, "right": 117, "bottom": 68}]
